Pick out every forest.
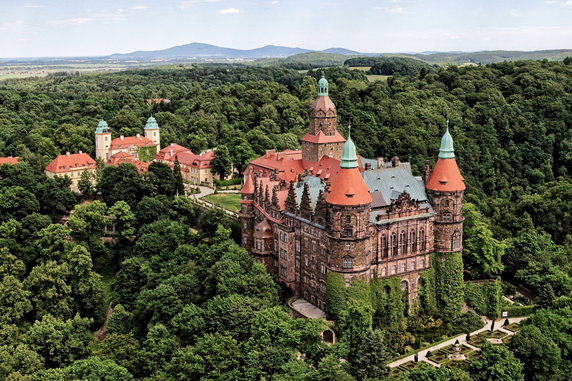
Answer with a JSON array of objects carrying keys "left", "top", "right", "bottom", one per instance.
[{"left": 0, "top": 59, "right": 571, "bottom": 380}]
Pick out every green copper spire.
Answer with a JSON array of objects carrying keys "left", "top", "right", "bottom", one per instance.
[
  {"left": 317, "top": 75, "right": 328, "bottom": 96},
  {"left": 439, "top": 120, "right": 455, "bottom": 159},
  {"left": 144, "top": 116, "right": 160, "bottom": 130},
  {"left": 95, "top": 120, "right": 109, "bottom": 134},
  {"left": 341, "top": 125, "right": 358, "bottom": 169}
]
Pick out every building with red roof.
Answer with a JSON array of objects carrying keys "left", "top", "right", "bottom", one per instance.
[
  {"left": 107, "top": 152, "right": 150, "bottom": 174},
  {"left": 240, "top": 76, "right": 465, "bottom": 313},
  {"left": 95, "top": 117, "right": 160, "bottom": 162},
  {"left": 155, "top": 143, "right": 224, "bottom": 186},
  {"left": 44, "top": 152, "right": 96, "bottom": 191},
  {"left": 0, "top": 157, "right": 19, "bottom": 165}
]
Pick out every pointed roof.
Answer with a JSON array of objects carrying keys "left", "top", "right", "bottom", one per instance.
[
  {"left": 326, "top": 128, "right": 372, "bottom": 206},
  {"left": 439, "top": 122, "right": 455, "bottom": 159},
  {"left": 340, "top": 126, "right": 358, "bottom": 169},
  {"left": 241, "top": 171, "right": 255, "bottom": 194},
  {"left": 426, "top": 125, "right": 465, "bottom": 191}
]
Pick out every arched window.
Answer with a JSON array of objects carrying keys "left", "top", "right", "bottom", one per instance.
[
  {"left": 419, "top": 228, "right": 426, "bottom": 251},
  {"left": 442, "top": 212, "right": 452, "bottom": 222},
  {"left": 391, "top": 233, "right": 398, "bottom": 256},
  {"left": 410, "top": 230, "right": 416, "bottom": 252},
  {"left": 383, "top": 285, "right": 390, "bottom": 294},
  {"left": 401, "top": 280, "right": 408, "bottom": 292},
  {"left": 381, "top": 235, "right": 388, "bottom": 258},
  {"left": 400, "top": 231, "right": 407, "bottom": 254},
  {"left": 451, "top": 229, "right": 461, "bottom": 251}
]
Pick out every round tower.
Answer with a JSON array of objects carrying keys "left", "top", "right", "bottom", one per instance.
[
  {"left": 144, "top": 116, "right": 161, "bottom": 153},
  {"left": 301, "top": 76, "right": 346, "bottom": 162},
  {"left": 426, "top": 124, "right": 465, "bottom": 253},
  {"left": 325, "top": 128, "right": 373, "bottom": 284},
  {"left": 239, "top": 170, "right": 256, "bottom": 251},
  {"left": 95, "top": 120, "right": 112, "bottom": 161}
]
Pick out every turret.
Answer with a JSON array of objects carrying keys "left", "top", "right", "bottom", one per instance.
[
  {"left": 95, "top": 120, "right": 112, "bottom": 161},
  {"left": 144, "top": 116, "right": 161, "bottom": 153},
  {"left": 426, "top": 123, "right": 465, "bottom": 253},
  {"left": 239, "top": 170, "right": 256, "bottom": 250},
  {"left": 301, "top": 76, "right": 346, "bottom": 162},
  {"left": 325, "top": 127, "right": 372, "bottom": 283}
]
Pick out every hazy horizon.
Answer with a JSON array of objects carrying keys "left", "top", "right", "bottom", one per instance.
[{"left": 2, "top": 0, "right": 572, "bottom": 58}]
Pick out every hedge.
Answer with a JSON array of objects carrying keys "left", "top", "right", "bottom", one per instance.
[
  {"left": 503, "top": 305, "right": 537, "bottom": 317},
  {"left": 465, "top": 280, "right": 502, "bottom": 318},
  {"left": 431, "top": 252, "right": 465, "bottom": 320},
  {"left": 214, "top": 178, "right": 242, "bottom": 187}
]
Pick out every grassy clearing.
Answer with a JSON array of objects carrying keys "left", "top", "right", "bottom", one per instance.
[
  {"left": 366, "top": 74, "right": 390, "bottom": 82},
  {"left": 202, "top": 193, "right": 242, "bottom": 212}
]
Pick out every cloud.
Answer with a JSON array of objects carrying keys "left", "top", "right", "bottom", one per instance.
[
  {"left": 271, "top": 0, "right": 279, "bottom": 4},
  {"left": 375, "top": 6, "right": 406, "bottom": 14},
  {"left": 179, "top": 0, "right": 221, "bottom": 9},
  {"left": 24, "top": 4, "right": 46, "bottom": 8},
  {"left": 130, "top": 5, "right": 149, "bottom": 10},
  {"left": 52, "top": 9, "right": 128, "bottom": 26},
  {"left": 220, "top": 7, "right": 240, "bottom": 14}
]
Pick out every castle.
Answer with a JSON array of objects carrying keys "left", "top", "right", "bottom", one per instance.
[
  {"left": 240, "top": 76, "right": 465, "bottom": 312},
  {"left": 95, "top": 117, "right": 161, "bottom": 162}
]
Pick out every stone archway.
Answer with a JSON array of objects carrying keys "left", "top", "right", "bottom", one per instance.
[{"left": 321, "top": 329, "right": 336, "bottom": 345}]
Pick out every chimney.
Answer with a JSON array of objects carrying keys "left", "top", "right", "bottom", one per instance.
[
  {"left": 376, "top": 157, "right": 384, "bottom": 169},
  {"left": 79, "top": 150, "right": 83, "bottom": 155},
  {"left": 120, "top": 135, "right": 124, "bottom": 140},
  {"left": 265, "top": 149, "right": 276, "bottom": 159},
  {"left": 136, "top": 133, "right": 140, "bottom": 139},
  {"left": 66, "top": 152, "right": 70, "bottom": 156},
  {"left": 391, "top": 156, "right": 400, "bottom": 167}
]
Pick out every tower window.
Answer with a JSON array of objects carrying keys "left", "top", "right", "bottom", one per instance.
[
  {"left": 443, "top": 212, "right": 452, "bottom": 222},
  {"left": 400, "top": 231, "right": 407, "bottom": 254},
  {"left": 345, "top": 242, "right": 351, "bottom": 251},
  {"left": 451, "top": 230, "right": 461, "bottom": 250},
  {"left": 342, "top": 258, "right": 353, "bottom": 269},
  {"left": 410, "top": 230, "right": 416, "bottom": 252},
  {"left": 419, "top": 228, "right": 426, "bottom": 251},
  {"left": 381, "top": 235, "right": 388, "bottom": 258},
  {"left": 343, "top": 227, "right": 353, "bottom": 237},
  {"left": 391, "top": 233, "right": 397, "bottom": 256}
]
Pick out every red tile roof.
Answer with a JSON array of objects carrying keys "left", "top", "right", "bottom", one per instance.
[
  {"left": 156, "top": 143, "right": 189, "bottom": 161},
  {"left": 326, "top": 167, "right": 372, "bottom": 206},
  {"left": 311, "top": 95, "right": 336, "bottom": 113},
  {"left": 107, "top": 152, "right": 150, "bottom": 173},
  {"left": 241, "top": 170, "right": 255, "bottom": 194},
  {"left": 155, "top": 144, "right": 215, "bottom": 169},
  {"left": 300, "top": 130, "right": 346, "bottom": 144},
  {"left": 110, "top": 135, "right": 155, "bottom": 150},
  {"left": 45, "top": 153, "right": 96, "bottom": 173},
  {"left": 0, "top": 157, "right": 19, "bottom": 165},
  {"left": 426, "top": 158, "right": 465, "bottom": 192}
]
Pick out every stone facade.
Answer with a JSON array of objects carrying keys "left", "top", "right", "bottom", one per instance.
[{"left": 240, "top": 77, "right": 465, "bottom": 313}]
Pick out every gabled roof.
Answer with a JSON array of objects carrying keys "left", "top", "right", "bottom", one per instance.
[
  {"left": 45, "top": 153, "right": 96, "bottom": 173},
  {"left": 107, "top": 152, "right": 150, "bottom": 173},
  {"left": 156, "top": 143, "right": 189, "bottom": 161},
  {"left": 362, "top": 163, "right": 429, "bottom": 206},
  {"left": 110, "top": 136, "right": 155, "bottom": 150},
  {"left": 0, "top": 157, "right": 19, "bottom": 165},
  {"left": 300, "top": 130, "right": 346, "bottom": 144}
]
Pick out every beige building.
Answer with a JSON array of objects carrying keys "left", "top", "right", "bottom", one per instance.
[
  {"left": 44, "top": 152, "right": 96, "bottom": 191},
  {"left": 95, "top": 117, "right": 160, "bottom": 162},
  {"left": 155, "top": 143, "right": 218, "bottom": 186}
]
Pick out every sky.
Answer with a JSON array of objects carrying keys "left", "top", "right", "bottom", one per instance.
[{"left": 2, "top": 0, "right": 572, "bottom": 57}]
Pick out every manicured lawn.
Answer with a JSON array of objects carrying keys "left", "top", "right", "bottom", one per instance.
[
  {"left": 202, "top": 193, "right": 242, "bottom": 212},
  {"left": 480, "top": 330, "right": 507, "bottom": 339},
  {"left": 504, "top": 323, "right": 521, "bottom": 333}
]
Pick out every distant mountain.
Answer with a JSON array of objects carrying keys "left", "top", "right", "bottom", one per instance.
[
  {"left": 111, "top": 42, "right": 313, "bottom": 59},
  {"left": 109, "top": 42, "right": 379, "bottom": 59}
]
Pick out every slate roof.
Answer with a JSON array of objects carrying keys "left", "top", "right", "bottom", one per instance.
[
  {"left": 362, "top": 163, "right": 429, "bottom": 206},
  {"left": 294, "top": 176, "right": 325, "bottom": 210}
]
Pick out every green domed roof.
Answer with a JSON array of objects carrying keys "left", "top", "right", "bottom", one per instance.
[
  {"left": 317, "top": 75, "right": 329, "bottom": 96},
  {"left": 144, "top": 116, "right": 160, "bottom": 130},
  {"left": 340, "top": 126, "right": 358, "bottom": 169},
  {"left": 439, "top": 124, "right": 455, "bottom": 159},
  {"left": 95, "top": 120, "right": 110, "bottom": 134}
]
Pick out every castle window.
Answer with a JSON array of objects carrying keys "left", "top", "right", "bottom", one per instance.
[
  {"left": 345, "top": 215, "right": 351, "bottom": 224},
  {"left": 420, "top": 259, "right": 425, "bottom": 268},
  {"left": 391, "top": 265, "right": 397, "bottom": 275},
  {"left": 442, "top": 212, "right": 452, "bottom": 222},
  {"left": 343, "top": 227, "right": 353, "bottom": 237},
  {"left": 410, "top": 230, "right": 416, "bottom": 252},
  {"left": 320, "top": 264, "right": 326, "bottom": 274},
  {"left": 280, "top": 266, "right": 286, "bottom": 276},
  {"left": 443, "top": 199, "right": 450, "bottom": 207},
  {"left": 256, "top": 240, "right": 261, "bottom": 250},
  {"left": 381, "top": 268, "right": 387, "bottom": 277},
  {"left": 409, "top": 261, "right": 416, "bottom": 271},
  {"left": 342, "top": 257, "right": 353, "bottom": 269},
  {"left": 400, "top": 231, "right": 407, "bottom": 254},
  {"left": 391, "top": 233, "right": 397, "bottom": 256},
  {"left": 104, "top": 136, "right": 108, "bottom": 141},
  {"left": 381, "top": 235, "right": 388, "bottom": 258},
  {"left": 420, "top": 228, "right": 426, "bottom": 251},
  {"left": 345, "top": 242, "right": 351, "bottom": 251},
  {"left": 451, "top": 230, "right": 461, "bottom": 251},
  {"left": 280, "top": 249, "right": 288, "bottom": 260},
  {"left": 400, "top": 263, "right": 406, "bottom": 273}
]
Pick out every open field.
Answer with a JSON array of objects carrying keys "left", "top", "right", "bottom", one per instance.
[{"left": 202, "top": 193, "right": 242, "bottom": 212}]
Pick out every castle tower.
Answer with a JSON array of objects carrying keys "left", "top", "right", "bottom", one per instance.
[
  {"left": 325, "top": 128, "right": 373, "bottom": 283},
  {"left": 144, "top": 116, "right": 161, "bottom": 153},
  {"left": 301, "top": 76, "right": 346, "bottom": 162},
  {"left": 426, "top": 124, "right": 465, "bottom": 252},
  {"left": 239, "top": 170, "right": 256, "bottom": 251},
  {"left": 95, "top": 120, "right": 112, "bottom": 161}
]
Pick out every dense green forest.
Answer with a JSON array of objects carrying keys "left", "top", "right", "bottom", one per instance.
[{"left": 1, "top": 60, "right": 572, "bottom": 379}]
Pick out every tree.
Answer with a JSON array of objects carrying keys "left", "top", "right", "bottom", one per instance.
[
  {"left": 0, "top": 275, "right": 32, "bottom": 325},
  {"left": 468, "top": 342, "right": 524, "bottom": 381},
  {"left": 67, "top": 200, "right": 107, "bottom": 243},
  {"left": 24, "top": 261, "right": 73, "bottom": 320},
  {"left": 211, "top": 145, "right": 232, "bottom": 180},
  {"left": 352, "top": 329, "right": 391, "bottom": 380},
  {"left": 97, "top": 164, "right": 151, "bottom": 207},
  {"left": 173, "top": 157, "right": 185, "bottom": 196},
  {"left": 510, "top": 325, "right": 562, "bottom": 380},
  {"left": 147, "top": 161, "right": 177, "bottom": 198},
  {"left": 77, "top": 170, "right": 95, "bottom": 197},
  {"left": 109, "top": 201, "right": 136, "bottom": 239},
  {"left": 24, "top": 314, "right": 93, "bottom": 368},
  {"left": 32, "top": 356, "right": 134, "bottom": 381}
]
